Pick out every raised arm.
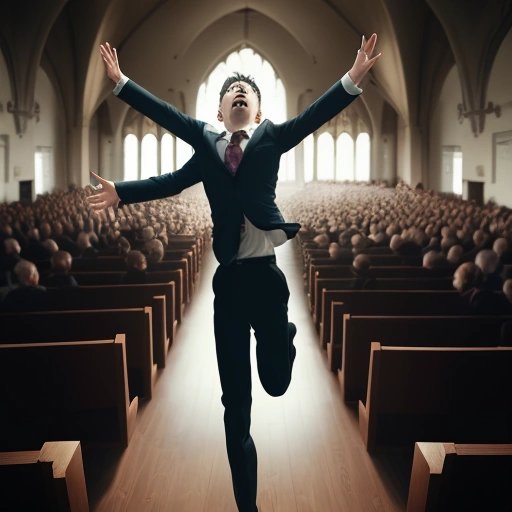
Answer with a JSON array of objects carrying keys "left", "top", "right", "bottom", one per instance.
[
  {"left": 99, "top": 42, "right": 122, "bottom": 84},
  {"left": 275, "top": 33, "right": 381, "bottom": 152},
  {"left": 99, "top": 42, "right": 203, "bottom": 146},
  {"left": 87, "top": 154, "right": 203, "bottom": 212},
  {"left": 347, "top": 33, "right": 381, "bottom": 87}
]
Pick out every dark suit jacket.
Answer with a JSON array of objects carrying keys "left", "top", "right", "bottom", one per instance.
[{"left": 115, "top": 79, "right": 359, "bottom": 265}]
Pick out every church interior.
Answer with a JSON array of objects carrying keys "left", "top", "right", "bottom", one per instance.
[{"left": 1, "top": 1, "right": 512, "bottom": 511}]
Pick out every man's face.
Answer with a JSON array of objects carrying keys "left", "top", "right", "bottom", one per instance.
[{"left": 218, "top": 81, "right": 261, "bottom": 132}]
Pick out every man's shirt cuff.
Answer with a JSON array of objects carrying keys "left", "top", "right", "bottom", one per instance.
[
  {"left": 113, "top": 74, "right": 129, "bottom": 96},
  {"left": 341, "top": 72, "right": 362, "bottom": 95}
]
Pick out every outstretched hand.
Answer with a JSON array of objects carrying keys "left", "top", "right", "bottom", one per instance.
[
  {"left": 86, "top": 171, "right": 120, "bottom": 211},
  {"left": 348, "top": 33, "right": 381, "bottom": 86},
  {"left": 99, "top": 42, "right": 122, "bottom": 84}
]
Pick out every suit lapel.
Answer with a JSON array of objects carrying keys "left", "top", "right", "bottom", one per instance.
[
  {"left": 203, "top": 120, "right": 268, "bottom": 177},
  {"left": 243, "top": 120, "right": 267, "bottom": 158},
  {"left": 204, "top": 127, "right": 233, "bottom": 177}
]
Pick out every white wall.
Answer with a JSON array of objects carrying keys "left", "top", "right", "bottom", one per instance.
[
  {"left": 33, "top": 67, "right": 66, "bottom": 194},
  {"left": 430, "top": 29, "right": 512, "bottom": 205},
  {"left": 0, "top": 57, "right": 64, "bottom": 201},
  {"left": 483, "top": 28, "right": 512, "bottom": 206},
  {"left": 0, "top": 49, "right": 16, "bottom": 202}
]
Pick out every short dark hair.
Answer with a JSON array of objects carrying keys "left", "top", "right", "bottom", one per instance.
[{"left": 219, "top": 72, "right": 261, "bottom": 105}]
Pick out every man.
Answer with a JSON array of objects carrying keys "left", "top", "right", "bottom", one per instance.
[
  {"left": 88, "top": 35, "right": 380, "bottom": 512},
  {"left": 1, "top": 260, "right": 47, "bottom": 311}
]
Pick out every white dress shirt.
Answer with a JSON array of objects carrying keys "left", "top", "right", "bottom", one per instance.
[{"left": 113, "top": 72, "right": 362, "bottom": 259}]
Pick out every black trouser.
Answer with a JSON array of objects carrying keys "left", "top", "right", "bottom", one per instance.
[{"left": 212, "top": 255, "right": 294, "bottom": 512}]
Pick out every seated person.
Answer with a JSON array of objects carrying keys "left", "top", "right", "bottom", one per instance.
[
  {"left": 453, "top": 261, "right": 510, "bottom": 315},
  {"left": 500, "top": 279, "right": 512, "bottom": 345},
  {"left": 328, "top": 242, "right": 354, "bottom": 263},
  {"left": 122, "top": 250, "right": 148, "bottom": 284},
  {"left": 493, "top": 237, "right": 512, "bottom": 265},
  {"left": 116, "top": 236, "right": 131, "bottom": 257},
  {"left": 145, "top": 238, "right": 165, "bottom": 270},
  {"left": 446, "top": 244, "right": 464, "bottom": 268},
  {"left": 1, "top": 260, "right": 47, "bottom": 311},
  {"left": 0, "top": 238, "right": 22, "bottom": 287},
  {"left": 422, "top": 250, "right": 448, "bottom": 269},
  {"left": 76, "top": 231, "right": 99, "bottom": 258},
  {"left": 43, "top": 251, "right": 78, "bottom": 288},
  {"left": 475, "top": 249, "right": 503, "bottom": 291},
  {"left": 350, "top": 254, "right": 376, "bottom": 289}
]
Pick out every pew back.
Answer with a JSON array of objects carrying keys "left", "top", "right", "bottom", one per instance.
[
  {"left": 0, "top": 441, "right": 89, "bottom": 512},
  {"left": 0, "top": 335, "right": 138, "bottom": 450},
  {"left": 407, "top": 442, "right": 512, "bottom": 512},
  {"left": 0, "top": 308, "right": 155, "bottom": 400},
  {"left": 341, "top": 314, "right": 512, "bottom": 403},
  {"left": 359, "top": 343, "right": 512, "bottom": 452}
]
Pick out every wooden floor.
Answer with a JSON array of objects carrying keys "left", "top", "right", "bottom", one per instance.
[{"left": 87, "top": 241, "right": 409, "bottom": 512}]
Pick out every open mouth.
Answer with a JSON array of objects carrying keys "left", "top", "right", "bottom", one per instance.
[{"left": 232, "top": 95, "right": 248, "bottom": 108}]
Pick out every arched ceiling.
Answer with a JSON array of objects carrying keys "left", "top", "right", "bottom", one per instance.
[
  {"left": 87, "top": 0, "right": 408, "bottom": 119},
  {"left": 2, "top": 0, "right": 510, "bottom": 139}
]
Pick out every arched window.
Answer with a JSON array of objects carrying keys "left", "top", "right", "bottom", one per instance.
[
  {"left": 317, "top": 132, "right": 334, "bottom": 180},
  {"left": 336, "top": 133, "right": 354, "bottom": 181},
  {"left": 123, "top": 134, "right": 138, "bottom": 181},
  {"left": 141, "top": 134, "right": 158, "bottom": 179},
  {"left": 176, "top": 138, "right": 194, "bottom": 169},
  {"left": 196, "top": 46, "right": 294, "bottom": 181},
  {"left": 355, "top": 132, "right": 370, "bottom": 181},
  {"left": 304, "top": 134, "right": 314, "bottom": 183},
  {"left": 161, "top": 133, "right": 174, "bottom": 174}
]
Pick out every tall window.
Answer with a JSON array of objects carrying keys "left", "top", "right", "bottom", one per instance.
[
  {"left": 304, "top": 134, "right": 314, "bottom": 183},
  {"left": 141, "top": 134, "right": 158, "bottom": 179},
  {"left": 123, "top": 134, "right": 138, "bottom": 180},
  {"left": 161, "top": 133, "right": 174, "bottom": 174},
  {"left": 317, "top": 132, "right": 334, "bottom": 180},
  {"left": 355, "top": 132, "right": 370, "bottom": 181},
  {"left": 442, "top": 145, "right": 463, "bottom": 195},
  {"left": 0, "top": 135, "right": 7, "bottom": 188},
  {"left": 336, "top": 133, "right": 354, "bottom": 180},
  {"left": 34, "top": 146, "right": 54, "bottom": 195},
  {"left": 453, "top": 151, "right": 463, "bottom": 195},
  {"left": 196, "top": 47, "right": 294, "bottom": 181}
]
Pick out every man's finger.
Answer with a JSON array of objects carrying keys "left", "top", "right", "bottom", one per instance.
[
  {"left": 90, "top": 170, "right": 107, "bottom": 183},
  {"left": 367, "top": 53, "right": 382, "bottom": 67},
  {"left": 89, "top": 201, "right": 107, "bottom": 211},
  {"left": 86, "top": 194, "right": 105, "bottom": 204}
]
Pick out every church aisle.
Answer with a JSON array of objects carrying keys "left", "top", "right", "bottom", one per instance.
[{"left": 89, "top": 241, "right": 406, "bottom": 512}]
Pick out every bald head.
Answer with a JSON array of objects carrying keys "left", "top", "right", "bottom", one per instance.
[
  {"left": 51, "top": 251, "right": 72, "bottom": 274},
  {"left": 453, "top": 262, "right": 483, "bottom": 292},
  {"left": 504, "top": 279, "right": 512, "bottom": 304},
  {"left": 475, "top": 249, "right": 499, "bottom": 275},
  {"left": 14, "top": 260, "right": 40, "bottom": 286},
  {"left": 3, "top": 238, "right": 21, "bottom": 255}
]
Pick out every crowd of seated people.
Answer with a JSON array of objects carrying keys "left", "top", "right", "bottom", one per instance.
[
  {"left": 0, "top": 183, "right": 212, "bottom": 308},
  {"left": 282, "top": 180, "right": 512, "bottom": 314}
]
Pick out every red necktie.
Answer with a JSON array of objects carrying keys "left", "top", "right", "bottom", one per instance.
[{"left": 224, "top": 130, "right": 249, "bottom": 176}]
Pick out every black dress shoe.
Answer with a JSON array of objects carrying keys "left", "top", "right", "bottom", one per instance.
[{"left": 288, "top": 321, "right": 297, "bottom": 364}]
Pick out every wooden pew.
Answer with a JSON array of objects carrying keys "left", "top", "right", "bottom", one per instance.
[
  {"left": 309, "top": 264, "right": 454, "bottom": 310},
  {"left": 341, "top": 314, "right": 512, "bottom": 403},
  {"left": 321, "top": 289, "right": 467, "bottom": 359},
  {"left": 0, "top": 308, "right": 156, "bottom": 400},
  {"left": 0, "top": 441, "right": 89, "bottom": 512},
  {"left": 72, "top": 256, "right": 191, "bottom": 308},
  {"left": 312, "top": 277, "right": 453, "bottom": 328},
  {"left": 359, "top": 343, "right": 512, "bottom": 452},
  {"left": 0, "top": 335, "right": 138, "bottom": 449},
  {"left": 407, "top": 442, "right": 512, "bottom": 512},
  {"left": 71, "top": 268, "right": 184, "bottom": 326},
  {"left": 47, "top": 281, "right": 177, "bottom": 344}
]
